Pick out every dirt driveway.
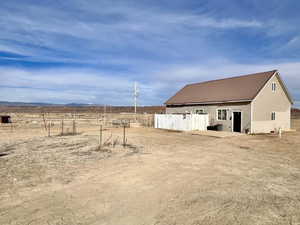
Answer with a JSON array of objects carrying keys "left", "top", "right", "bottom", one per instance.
[{"left": 1, "top": 125, "right": 300, "bottom": 225}]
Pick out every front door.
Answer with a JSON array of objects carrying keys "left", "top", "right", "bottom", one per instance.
[{"left": 233, "top": 112, "right": 242, "bottom": 132}]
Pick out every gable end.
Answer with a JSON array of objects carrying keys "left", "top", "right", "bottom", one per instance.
[{"left": 253, "top": 71, "right": 293, "bottom": 105}]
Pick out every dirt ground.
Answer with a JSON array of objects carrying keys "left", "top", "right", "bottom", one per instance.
[{"left": 1, "top": 120, "right": 300, "bottom": 225}]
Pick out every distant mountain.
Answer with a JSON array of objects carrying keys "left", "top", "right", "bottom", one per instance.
[
  {"left": 292, "top": 108, "right": 300, "bottom": 119},
  {"left": 292, "top": 108, "right": 300, "bottom": 113},
  {"left": 0, "top": 101, "right": 55, "bottom": 106},
  {"left": 65, "top": 103, "right": 100, "bottom": 107},
  {"left": 0, "top": 101, "right": 166, "bottom": 114},
  {"left": 0, "top": 101, "right": 99, "bottom": 107}
]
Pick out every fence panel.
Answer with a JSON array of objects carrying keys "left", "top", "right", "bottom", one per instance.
[{"left": 155, "top": 114, "right": 209, "bottom": 131}]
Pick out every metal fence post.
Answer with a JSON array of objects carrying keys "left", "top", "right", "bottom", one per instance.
[
  {"left": 123, "top": 124, "right": 126, "bottom": 148},
  {"left": 99, "top": 124, "right": 102, "bottom": 149},
  {"left": 61, "top": 120, "right": 64, "bottom": 135},
  {"left": 48, "top": 121, "right": 51, "bottom": 137},
  {"left": 72, "top": 120, "right": 76, "bottom": 135}
]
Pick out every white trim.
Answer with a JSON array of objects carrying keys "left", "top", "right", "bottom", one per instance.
[
  {"left": 216, "top": 108, "right": 229, "bottom": 121},
  {"left": 250, "top": 101, "right": 253, "bottom": 134},
  {"left": 272, "top": 82, "right": 276, "bottom": 92},
  {"left": 232, "top": 110, "right": 243, "bottom": 132},
  {"left": 276, "top": 72, "right": 294, "bottom": 104},
  {"left": 252, "top": 70, "right": 278, "bottom": 102},
  {"left": 194, "top": 108, "right": 205, "bottom": 114},
  {"left": 166, "top": 99, "right": 252, "bottom": 106}
]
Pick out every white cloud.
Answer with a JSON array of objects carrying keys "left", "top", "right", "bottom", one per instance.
[
  {"left": 0, "top": 68, "right": 133, "bottom": 90},
  {"left": 162, "top": 14, "right": 262, "bottom": 29},
  {"left": 0, "top": 1, "right": 266, "bottom": 63},
  {"left": 154, "top": 61, "right": 300, "bottom": 82},
  {"left": 0, "top": 1, "right": 299, "bottom": 107},
  {"left": 0, "top": 87, "right": 96, "bottom": 103},
  {"left": 0, "top": 61, "right": 299, "bottom": 107},
  {"left": 276, "top": 36, "right": 300, "bottom": 53},
  {"left": 0, "top": 67, "right": 165, "bottom": 105},
  {"left": 152, "top": 61, "right": 300, "bottom": 106}
]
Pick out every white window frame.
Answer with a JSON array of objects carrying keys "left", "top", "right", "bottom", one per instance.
[
  {"left": 217, "top": 109, "right": 228, "bottom": 121},
  {"left": 272, "top": 82, "right": 276, "bottom": 92},
  {"left": 271, "top": 112, "right": 276, "bottom": 121},
  {"left": 195, "top": 109, "right": 205, "bottom": 114}
]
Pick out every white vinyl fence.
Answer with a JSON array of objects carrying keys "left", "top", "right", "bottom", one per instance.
[{"left": 155, "top": 114, "right": 209, "bottom": 131}]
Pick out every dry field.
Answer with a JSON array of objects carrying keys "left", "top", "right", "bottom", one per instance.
[{"left": 0, "top": 116, "right": 300, "bottom": 225}]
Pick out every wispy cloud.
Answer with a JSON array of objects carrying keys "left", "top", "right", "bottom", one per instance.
[
  {"left": 0, "top": 61, "right": 299, "bottom": 107},
  {"left": 0, "top": 0, "right": 299, "bottom": 107},
  {"left": 152, "top": 60, "right": 300, "bottom": 106},
  {"left": 0, "top": 67, "right": 165, "bottom": 105},
  {"left": 0, "top": 1, "right": 266, "bottom": 64},
  {"left": 162, "top": 15, "right": 262, "bottom": 29}
]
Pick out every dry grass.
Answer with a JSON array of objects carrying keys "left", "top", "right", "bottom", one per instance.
[{"left": 0, "top": 119, "right": 300, "bottom": 225}]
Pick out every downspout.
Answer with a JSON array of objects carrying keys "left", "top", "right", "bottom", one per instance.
[{"left": 250, "top": 101, "right": 253, "bottom": 134}]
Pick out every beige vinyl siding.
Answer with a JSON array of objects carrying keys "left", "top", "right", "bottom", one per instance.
[
  {"left": 166, "top": 102, "right": 251, "bottom": 132},
  {"left": 252, "top": 74, "right": 291, "bottom": 133}
]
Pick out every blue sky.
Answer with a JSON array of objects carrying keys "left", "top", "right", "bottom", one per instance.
[{"left": 0, "top": 0, "right": 299, "bottom": 106}]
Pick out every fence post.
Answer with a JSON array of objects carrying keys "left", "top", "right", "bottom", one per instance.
[
  {"left": 61, "top": 120, "right": 64, "bottom": 135},
  {"left": 48, "top": 121, "right": 51, "bottom": 137},
  {"left": 42, "top": 113, "right": 47, "bottom": 131},
  {"left": 99, "top": 124, "right": 102, "bottom": 149},
  {"left": 123, "top": 124, "right": 126, "bottom": 148},
  {"left": 279, "top": 127, "right": 282, "bottom": 138},
  {"left": 72, "top": 120, "right": 76, "bottom": 135}
]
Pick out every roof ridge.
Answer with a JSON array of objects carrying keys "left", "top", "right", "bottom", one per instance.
[{"left": 186, "top": 70, "right": 277, "bottom": 87}]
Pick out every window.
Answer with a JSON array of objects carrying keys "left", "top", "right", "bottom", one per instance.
[
  {"left": 271, "top": 112, "right": 276, "bottom": 121},
  {"left": 217, "top": 109, "right": 228, "bottom": 120},
  {"left": 195, "top": 109, "right": 205, "bottom": 114},
  {"left": 272, "top": 82, "right": 276, "bottom": 92}
]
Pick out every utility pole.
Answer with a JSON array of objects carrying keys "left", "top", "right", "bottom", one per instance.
[{"left": 133, "top": 82, "right": 139, "bottom": 114}]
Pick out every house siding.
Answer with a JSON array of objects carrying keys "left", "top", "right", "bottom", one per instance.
[
  {"left": 166, "top": 102, "right": 251, "bottom": 133},
  {"left": 252, "top": 74, "right": 292, "bottom": 133}
]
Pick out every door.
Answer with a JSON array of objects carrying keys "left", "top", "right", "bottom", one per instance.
[{"left": 233, "top": 112, "right": 242, "bottom": 132}]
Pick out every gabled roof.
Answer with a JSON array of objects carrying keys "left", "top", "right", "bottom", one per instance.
[{"left": 165, "top": 70, "right": 283, "bottom": 105}]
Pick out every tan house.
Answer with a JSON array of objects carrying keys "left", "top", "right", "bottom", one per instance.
[{"left": 165, "top": 70, "right": 293, "bottom": 133}]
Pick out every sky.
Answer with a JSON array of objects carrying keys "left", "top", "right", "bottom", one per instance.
[{"left": 0, "top": 0, "right": 299, "bottom": 107}]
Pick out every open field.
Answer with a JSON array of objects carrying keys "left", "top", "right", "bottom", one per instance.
[
  {"left": 0, "top": 105, "right": 166, "bottom": 114},
  {"left": 0, "top": 117, "right": 300, "bottom": 225}
]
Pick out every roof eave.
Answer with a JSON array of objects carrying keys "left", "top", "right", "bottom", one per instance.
[
  {"left": 165, "top": 99, "right": 253, "bottom": 106},
  {"left": 276, "top": 72, "right": 294, "bottom": 104}
]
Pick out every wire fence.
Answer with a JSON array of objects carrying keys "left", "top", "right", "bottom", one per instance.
[
  {"left": 0, "top": 114, "right": 155, "bottom": 140},
  {"left": 1, "top": 118, "right": 143, "bottom": 151}
]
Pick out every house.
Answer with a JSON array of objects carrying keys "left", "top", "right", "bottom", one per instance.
[{"left": 165, "top": 70, "right": 293, "bottom": 133}]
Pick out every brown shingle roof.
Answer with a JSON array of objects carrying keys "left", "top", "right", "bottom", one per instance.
[{"left": 165, "top": 70, "right": 277, "bottom": 105}]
